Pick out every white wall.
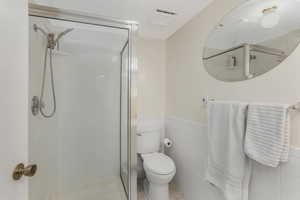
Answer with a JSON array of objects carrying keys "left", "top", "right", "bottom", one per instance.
[
  {"left": 166, "top": 0, "right": 300, "bottom": 199},
  {"left": 0, "top": 1, "right": 29, "bottom": 200},
  {"left": 136, "top": 37, "right": 166, "bottom": 139}
]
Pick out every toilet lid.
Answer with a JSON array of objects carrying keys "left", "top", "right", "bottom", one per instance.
[{"left": 142, "top": 153, "right": 175, "bottom": 175}]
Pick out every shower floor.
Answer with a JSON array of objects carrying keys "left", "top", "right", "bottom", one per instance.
[{"left": 55, "top": 177, "right": 127, "bottom": 200}]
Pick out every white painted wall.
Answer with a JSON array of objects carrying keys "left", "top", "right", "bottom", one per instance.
[
  {"left": 165, "top": 0, "right": 300, "bottom": 199},
  {"left": 137, "top": 38, "right": 166, "bottom": 122},
  {"left": 136, "top": 37, "right": 166, "bottom": 141},
  {"left": 0, "top": 1, "right": 29, "bottom": 200}
]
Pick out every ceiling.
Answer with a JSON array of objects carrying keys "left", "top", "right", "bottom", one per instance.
[{"left": 31, "top": 0, "right": 213, "bottom": 39}]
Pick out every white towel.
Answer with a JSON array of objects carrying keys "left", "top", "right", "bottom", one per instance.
[
  {"left": 206, "top": 101, "right": 252, "bottom": 200},
  {"left": 245, "top": 104, "right": 290, "bottom": 167}
]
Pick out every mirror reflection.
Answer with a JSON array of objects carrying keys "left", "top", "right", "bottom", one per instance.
[{"left": 203, "top": 0, "right": 300, "bottom": 82}]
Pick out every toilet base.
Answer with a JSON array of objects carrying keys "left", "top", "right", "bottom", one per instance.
[{"left": 144, "top": 179, "right": 169, "bottom": 200}]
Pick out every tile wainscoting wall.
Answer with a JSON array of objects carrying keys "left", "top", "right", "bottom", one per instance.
[{"left": 165, "top": 117, "right": 300, "bottom": 200}]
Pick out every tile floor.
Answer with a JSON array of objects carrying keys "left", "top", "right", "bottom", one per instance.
[
  {"left": 52, "top": 177, "right": 183, "bottom": 200},
  {"left": 56, "top": 177, "right": 127, "bottom": 200},
  {"left": 137, "top": 179, "right": 184, "bottom": 200}
]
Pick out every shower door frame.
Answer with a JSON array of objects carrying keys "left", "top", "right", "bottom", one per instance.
[
  {"left": 28, "top": 3, "right": 138, "bottom": 200},
  {"left": 120, "top": 40, "right": 130, "bottom": 194}
]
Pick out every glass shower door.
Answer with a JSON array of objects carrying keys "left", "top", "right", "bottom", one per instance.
[{"left": 29, "top": 15, "right": 129, "bottom": 200}]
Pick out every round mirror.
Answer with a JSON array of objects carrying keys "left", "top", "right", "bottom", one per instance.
[{"left": 203, "top": 0, "right": 300, "bottom": 82}]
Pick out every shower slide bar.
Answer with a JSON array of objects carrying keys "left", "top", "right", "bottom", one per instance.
[
  {"left": 202, "top": 96, "right": 300, "bottom": 111},
  {"left": 203, "top": 43, "right": 286, "bottom": 61}
]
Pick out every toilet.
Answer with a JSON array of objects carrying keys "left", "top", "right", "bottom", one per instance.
[{"left": 137, "top": 129, "right": 176, "bottom": 200}]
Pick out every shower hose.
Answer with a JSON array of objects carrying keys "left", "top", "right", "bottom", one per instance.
[{"left": 39, "top": 45, "right": 56, "bottom": 118}]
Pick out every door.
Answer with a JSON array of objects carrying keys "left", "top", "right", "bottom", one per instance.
[{"left": 0, "top": 0, "right": 29, "bottom": 200}]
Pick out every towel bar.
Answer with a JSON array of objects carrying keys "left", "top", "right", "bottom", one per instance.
[{"left": 202, "top": 96, "right": 300, "bottom": 111}]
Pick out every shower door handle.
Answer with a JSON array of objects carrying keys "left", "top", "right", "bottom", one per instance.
[{"left": 12, "top": 163, "right": 37, "bottom": 180}]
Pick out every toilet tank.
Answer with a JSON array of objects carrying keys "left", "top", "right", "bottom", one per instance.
[{"left": 137, "top": 130, "right": 161, "bottom": 154}]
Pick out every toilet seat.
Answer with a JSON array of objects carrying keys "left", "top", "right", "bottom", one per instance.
[{"left": 142, "top": 153, "right": 175, "bottom": 175}]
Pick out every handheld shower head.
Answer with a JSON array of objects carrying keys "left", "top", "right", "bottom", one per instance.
[
  {"left": 54, "top": 28, "right": 74, "bottom": 51},
  {"left": 55, "top": 28, "right": 74, "bottom": 43},
  {"left": 34, "top": 23, "right": 74, "bottom": 50}
]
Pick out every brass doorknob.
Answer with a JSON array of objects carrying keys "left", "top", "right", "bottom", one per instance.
[{"left": 12, "top": 163, "right": 37, "bottom": 181}]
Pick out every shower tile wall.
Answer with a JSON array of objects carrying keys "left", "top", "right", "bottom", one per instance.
[
  {"left": 165, "top": 117, "right": 300, "bottom": 200},
  {"left": 29, "top": 17, "right": 122, "bottom": 200}
]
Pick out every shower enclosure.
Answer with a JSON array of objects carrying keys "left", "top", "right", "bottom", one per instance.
[{"left": 28, "top": 4, "right": 137, "bottom": 200}]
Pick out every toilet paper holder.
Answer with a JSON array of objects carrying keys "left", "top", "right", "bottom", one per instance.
[{"left": 163, "top": 138, "right": 173, "bottom": 148}]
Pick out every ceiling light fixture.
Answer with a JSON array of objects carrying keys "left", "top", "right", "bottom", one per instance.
[{"left": 261, "top": 6, "right": 280, "bottom": 28}]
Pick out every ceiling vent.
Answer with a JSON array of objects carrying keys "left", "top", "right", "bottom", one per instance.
[
  {"left": 151, "top": 9, "right": 177, "bottom": 27},
  {"left": 156, "top": 9, "right": 177, "bottom": 16}
]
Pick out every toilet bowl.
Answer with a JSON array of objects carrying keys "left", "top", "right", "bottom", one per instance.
[
  {"left": 137, "top": 128, "right": 176, "bottom": 200},
  {"left": 141, "top": 153, "right": 176, "bottom": 200}
]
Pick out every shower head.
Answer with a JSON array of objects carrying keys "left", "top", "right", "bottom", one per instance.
[
  {"left": 34, "top": 24, "right": 73, "bottom": 42},
  {"left": 33, "top": 24, "right": 48, "bottom": 37},
  {"left": 55, "top": 28, "right": 74, "bottom": 43},
  {"left": 33, "top": 24, "right": 74, "bottom": 50}
]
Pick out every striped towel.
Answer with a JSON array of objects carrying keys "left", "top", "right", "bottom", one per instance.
[{"left": 245, "top": 104, "right": 290, "bottom": 167}]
